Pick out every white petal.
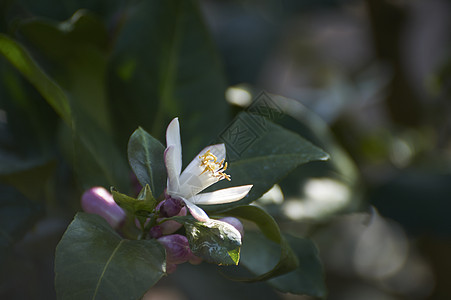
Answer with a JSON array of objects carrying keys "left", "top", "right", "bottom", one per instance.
[
  {"left": 189, "top": 185, "right": 253, "bottom": 205},
  {"left": 183, "top": 199, "right": 210, "bottom": 222},
  {"left": 166, "top": 117, "right": 182, "bottom": 176},
  {"left": 164, "top": 146, "right": 180, "bottom": 195},
  {"left": 178, "top": 144, "right": 226, "bottom": 198}
]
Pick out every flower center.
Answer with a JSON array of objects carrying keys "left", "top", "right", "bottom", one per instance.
[{"left": 199, "top": 150, "right": 231, "bottom": 181}]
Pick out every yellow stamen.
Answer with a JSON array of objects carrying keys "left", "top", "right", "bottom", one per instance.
[{"left": 199, "top": 149, "right": 231, "bottom": 181}]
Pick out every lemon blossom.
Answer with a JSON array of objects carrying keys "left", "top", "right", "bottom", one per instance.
[{"left": 164, "top": 118, "right": 253, "bottom": 222}]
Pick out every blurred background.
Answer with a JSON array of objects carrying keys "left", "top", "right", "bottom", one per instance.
[{"left": 1, "top": 0, "right": 451, "bottom": 299}]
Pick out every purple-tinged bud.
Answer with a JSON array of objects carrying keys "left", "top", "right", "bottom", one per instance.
[
  {"left": 159, "top": 206, "right": 187, "bottom": 235},
  {"left": 159, "top": 197, "right": 184, "bottom": 217},
  {"left": 219, "top": 217, "right": 244, "bottom": 237},
  {"left": 149, "top": 225, "right": 163, "bottom": 239},
  {"left": 160, "top": 197, "right": 185, "bottom": 218},
  {"left": 157, "top": 234, "right": 191, "bottom": 265},
  {"left": 81, "top": 187, "right": 126, "bottom": 229}
]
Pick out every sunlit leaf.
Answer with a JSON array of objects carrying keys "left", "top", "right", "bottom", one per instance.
[
  {"left": 55, "top": 213, "right": 166, "bottom": 300},
  {"left": 179, "top": 217, "right": 241, "bottom": 266}
]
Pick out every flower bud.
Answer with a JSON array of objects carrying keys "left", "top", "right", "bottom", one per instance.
[
  {"left": 81, "top": 187, "right": 126, "bottom": 229},
  {"left": 219, "top": 217, "right": 244, "bottom": 237},
  {"left": 157, "top": 234, "right": 191, "bottom": 265},
  {"left": 149, "top": 225, "right": 163, "bottom": 239},
  {"left": 159, "top": 206, "right": 187, "bottom": 235},
  {"left": 159, "top": 197, "right": 184, "bottom": 217}
]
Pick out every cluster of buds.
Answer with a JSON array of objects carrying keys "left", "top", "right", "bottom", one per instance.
[
  {"left": 155, "top": 195, "right": 198, "bottom": 273},
  {"left": 80, "top": 186, "right": 244, "bottom": 274}
]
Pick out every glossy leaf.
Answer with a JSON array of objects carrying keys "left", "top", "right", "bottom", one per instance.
[
  {"left": 219, "top": 205, "right": 298, "bottom": 282},
  {"left": 204, "top": 112, "right": 329, "bottom": 213},
  {"left": 55, "top": 212, "right": 166, "bottom": 300},
  {"left": 128, "top": 127, "right": 166, "bottom": 198},
  {"left": 182, "top": 217, "right": 241, "bottom": 266},
  {"left": 111, "top": 185, "right": 156, "bottom": 218}
]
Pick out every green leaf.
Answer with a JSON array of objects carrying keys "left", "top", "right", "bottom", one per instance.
[
  {"left": 219, "top": 205, "right": 298, "bottom": 282},
  {"left": 0, "top": 34, "right": 71, "bottom": 123},
  {"left": 220, "top": 205, "right": 281, "bottom": 242},
  {"left": 128, "top": 127, "right": 166, "bottom": 198},
  {"left": 111, "top": 185, "right": 156, "bottom": 218},
  {"left": 108, "top": 0, "right": 228, "bottom": 160},
  {"left": 204, "top": 112, "right": 329, "bottom": 213},
  {"left": 182, "top": 218, "right": 241, "bottom": 266},
  {"left": 0, "top": 57, "right": 59, "bottom": 154},
  {"left": 268, "top": 235, "right": 327, "bottom": 298},
  {"left": 240, "top": 232, "right": 326, "bottom": 298},
  {"left": 4, "top": 11, "right": 130, "bottom": 190},
  {"left": 55, "top": 212, "right": 166, "bottom": 300},
  {"left": 0, "top": 160, "right": 55, "bottom": 202}
]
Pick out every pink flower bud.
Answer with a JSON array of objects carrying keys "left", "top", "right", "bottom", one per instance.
[
  {"left": 157, "top": 234, "right": 192, "bottom": 265},
  {"left": 81, "top": 187, "right": 126, "bottom": 229},
  {"left": 219, "top": 217, "right": 244, "bottom": 237}
]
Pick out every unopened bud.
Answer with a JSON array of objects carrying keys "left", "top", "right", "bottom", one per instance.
[
  {"left": 149, "top": 225, "right": 163, "bottom": 239},
  {"left": 159, "top": 197, "right": 184, "bottom": 217},
  {"left": 157, "top": 234, "right": 191, "bottom": 265},
  {"left": 219, "top": 217, "right": 244, "bottom": 237},
  {"left": 159, "top": 206, "right": 186, "bottom": 235},
  {"left": 81, "top": 187, "right": 126, "bottom": 229}
]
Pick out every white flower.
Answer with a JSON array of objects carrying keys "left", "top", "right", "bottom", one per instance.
[{"left": 164, "top": 117, "right": 253, "bottom": 222}]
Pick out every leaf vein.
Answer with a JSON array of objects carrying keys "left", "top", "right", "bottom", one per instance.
[{"left": 92, "top": 239, "right": 125, "bottom": 300}]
